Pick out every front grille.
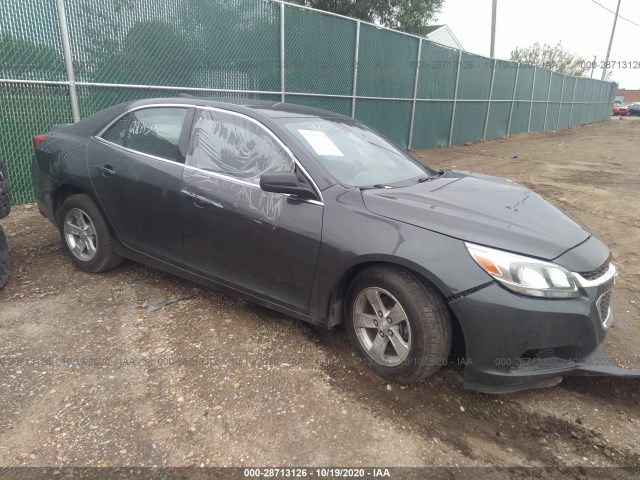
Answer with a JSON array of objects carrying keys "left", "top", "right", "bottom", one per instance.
[
  {"left": 598, "top": 291, "right": 612, "bottom": 328},
  {"left": 579, "top": 262, "right": 610, "bottom": 281}
]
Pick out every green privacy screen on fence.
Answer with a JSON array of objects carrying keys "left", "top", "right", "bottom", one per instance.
[{"left": 1, "top": 0, "right": 616, "bottom": 204}]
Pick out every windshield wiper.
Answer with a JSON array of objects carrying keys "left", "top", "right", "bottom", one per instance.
[
  {"left": 417, "top": 170, "right": 445, "bottom": 183},
  {"left": 366, "top": 141, "right": 402, "bottom": 156},
  {"left": 359, "top": 184, "right": 393, "bottom": 191}
]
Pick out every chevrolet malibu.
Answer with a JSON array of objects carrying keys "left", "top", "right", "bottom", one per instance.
[{"left": 32, "top": 98, "right": 618, "bottom": 393}]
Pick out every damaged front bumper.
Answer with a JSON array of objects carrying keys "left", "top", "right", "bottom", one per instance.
[{"left": 448, "top": 263, "right": 640, "bottom": 393}]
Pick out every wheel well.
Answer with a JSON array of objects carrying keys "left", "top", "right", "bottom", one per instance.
[
  {"left": 52, "top": 185, "right": 83, "bottom": 224},
  {"left": 328, "top": 261, "right": 466, "bottom": 357}
]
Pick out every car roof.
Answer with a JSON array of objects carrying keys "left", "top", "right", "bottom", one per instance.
[{"left": 128, "top": 96, "right": 352, "bottom": 120}]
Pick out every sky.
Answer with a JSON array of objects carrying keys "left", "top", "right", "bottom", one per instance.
[{"left": 436, "top": 0, "right": 640, "bottom": 89}]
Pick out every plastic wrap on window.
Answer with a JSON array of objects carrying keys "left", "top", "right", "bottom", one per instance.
[
  {"left": 181, "top": 108, "right": 296, "bottom": 228},
  {"left": 187, "top": 109, "right": 294, "bottom": 184},
  {"left": 182, "top": 168, "right": 285, "bottom": 228}
]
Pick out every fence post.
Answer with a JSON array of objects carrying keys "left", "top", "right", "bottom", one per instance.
[
  {"left": 543, "top": 71, "right": 552, "bottom": 130},
  {"left": 407, "top": 39, "right": 422, "bottom": 150},
  {"left": 588, "top": 80, "right": 596, "bottom": 122},
  {"left": 576, "top": 81, "right": 582, "bottom": 125},
  {"left": 569, "top": 78, "right": 576, "bottom": 126},
  {"left": 55, "top": 0, "right": 80, "bottom": 123},
  {"left": 351, "top": 21, "right": 360, "bottom": 118},
  {"left": 483, "top": 58, "right": 496, "bottom": 140},
  {"left": 584, "top": 81, "right": 591, "bottom": 123},
  {"left": 279, "top": 0, "right": 285, "bottom": 102},
  {"left": 582, "top": 81, "right": 588, "bottom": 124},
  {"left": 527, "top": 66, "right": 536, "bottom": 132},
  {"left": 592, "top": 81, "right": 597, "bottom": 121},
  {"left": 556, "top": 75, "right": 565, "bottom": 129},
  {"left": 588, "top": 81, "right": 594, "bottom": 121},
  {"left": 506, "top": 62, "right": 519, "bottom": 137},
  {"left": 578, "top": 80, "right": 585, "bottom": 124},
  {"left": 448, "top": 50, "right": 462, "bottom": 147}
]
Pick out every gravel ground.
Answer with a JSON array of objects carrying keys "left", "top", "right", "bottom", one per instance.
[{"left": 0, "top": 117, "right": 639, "bottom": 469}]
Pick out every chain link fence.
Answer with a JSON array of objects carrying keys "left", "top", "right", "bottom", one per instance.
[{"left": 1, "top": 0, "right": 616, "bottom": 204}]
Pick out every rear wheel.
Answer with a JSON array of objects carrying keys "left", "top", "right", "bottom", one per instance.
[
  {"left": 0, "top": 226, "right": 8, "bottom": 289},
  {"left": 346, "top": 266, "right": 452, "bottom": 384},
  {"left": 58, "top": 194, "right": 122, "bottom": 273}
]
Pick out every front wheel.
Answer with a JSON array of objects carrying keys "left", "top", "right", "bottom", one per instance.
[
  {"left": 58, "top": 193, "right": 122, "bottom": 273},
  {"left": 346, "top": 266, "right": 452, "bottom": 384}
]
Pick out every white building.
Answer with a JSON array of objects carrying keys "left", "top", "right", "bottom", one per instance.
[{"left": 424, "top": 25, "right": 464, "bottom": 50}]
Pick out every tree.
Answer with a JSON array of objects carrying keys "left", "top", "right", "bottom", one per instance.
[
  {"left": 510, "top": 42, "right": 588, "bottom": 76},
  {"left": 289, "top": 0, "right": 444, "bottom": 35},
  {"left": 0, "top": 35, "right": 61, "bottom": 78}
]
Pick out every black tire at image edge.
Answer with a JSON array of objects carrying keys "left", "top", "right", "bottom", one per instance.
[
  {"left": 0, "top": 226, "right": 9, "bottom": 290},
  {"left": 0, "top": 158, "right": 11, "bottom": 219}
]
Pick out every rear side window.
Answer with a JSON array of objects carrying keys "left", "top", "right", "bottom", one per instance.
[
  {"left": 101, "top": 114, "right": 129, "bottom": 146},
  {"left": 125, "top": 107, "right": 189, "bottom": 162},
  {"left": 187, "top": 109, "right": 293, "bottom": 183}
]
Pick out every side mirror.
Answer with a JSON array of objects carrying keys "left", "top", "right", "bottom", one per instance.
[{"left": 259, "top": 171, "right": 317, "bottom": 200}]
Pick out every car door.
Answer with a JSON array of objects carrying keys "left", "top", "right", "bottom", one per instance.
[
  {"left": 180, "top": 107, "right": 323, "bottom": 314},
  {"left": 88, "top": 105, "right": 194, "bottom": 263}
]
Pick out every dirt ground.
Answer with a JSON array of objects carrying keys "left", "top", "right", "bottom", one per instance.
[{"left": 0, "top": 117, "right": 639, "bottom": 470}]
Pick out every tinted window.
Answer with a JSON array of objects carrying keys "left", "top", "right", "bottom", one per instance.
[
  {"left": 187, "top": 109, "right": 294, "bottom": 183},
  {"left": 125, "top": 108, "right": 188, "bottom": 162},
  {"left": 101, "top": 114, "right": 129, "bottom": 145}
]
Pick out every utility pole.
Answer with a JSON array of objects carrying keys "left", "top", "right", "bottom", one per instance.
[
  {"left": 590, "top": 55, "right": 597, "bottom": 78},
  {"left": 601, "top": 0, "right": 621, "bottom": 80},
  {"left": 490, "top": 0, "right": 497, "bottom": 58}
]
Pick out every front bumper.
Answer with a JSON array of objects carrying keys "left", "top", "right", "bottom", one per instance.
[{"left": 448, "top": 263, "right": 634, "bottom": 393}]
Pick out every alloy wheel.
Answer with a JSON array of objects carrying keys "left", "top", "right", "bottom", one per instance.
[
  {"left": 64, "top": 208, "right": 98, "bottom": 262},
  {"left": 352, "top": 287, "right": 412, "bottom": 367}
]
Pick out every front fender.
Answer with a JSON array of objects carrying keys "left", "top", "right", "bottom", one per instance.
[{"left": 308, "top": 185, "right": 492, "bottom": 325}]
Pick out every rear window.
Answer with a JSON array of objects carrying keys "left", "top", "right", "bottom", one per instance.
[
  {"left": 101, "top": 115, "right": 129, "bottom": 145},
  {"left": 125, "top": 108, "right": 188, "bottom": 162}
]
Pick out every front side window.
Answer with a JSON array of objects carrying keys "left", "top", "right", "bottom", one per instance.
[
  {"left": 186, "top": 109, "right": 294, "bottom": 184},
  {"left": 125, "top": 107, "right": 189, "bottom": 162}
]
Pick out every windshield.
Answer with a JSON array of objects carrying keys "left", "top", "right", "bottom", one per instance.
[{"left": 280, "top": 118, "right": 438, "bottom": 188}]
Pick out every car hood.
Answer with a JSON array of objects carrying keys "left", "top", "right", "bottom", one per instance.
[{"left": 361, "top": 170, "right": 590, "bottom": 260}]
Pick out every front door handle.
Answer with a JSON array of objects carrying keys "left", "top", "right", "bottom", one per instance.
[
  {"left": 180, "top": 189, "right": 219, "bottom": 208},
  {"left": 97, "top": 165, "right": 116, "bottom": 177}
]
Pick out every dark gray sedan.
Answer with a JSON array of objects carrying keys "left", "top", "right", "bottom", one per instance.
[{"left": 32, "top": 98, "right": 620, "bottom": 393}]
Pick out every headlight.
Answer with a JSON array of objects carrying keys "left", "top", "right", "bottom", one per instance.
[{"left": 465, "top": 243, "right": 579, "bottom": 298}]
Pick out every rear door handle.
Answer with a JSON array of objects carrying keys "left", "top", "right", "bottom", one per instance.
[{"left": 97, "top": 165, "right": 116, "bottom": 176}]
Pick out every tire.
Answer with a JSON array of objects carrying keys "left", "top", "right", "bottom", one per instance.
[
  {"left": 58, "top": 193, "right": 122, "bottom": 273},
  {"left": 345, "top": 266, "right": 452, "bottom": 384},
  {"left": 0, "top": 226, "right": 8, "bottom": 289},
  {"left": 0, "top": 157, "right": 10, "bottom": 219}
]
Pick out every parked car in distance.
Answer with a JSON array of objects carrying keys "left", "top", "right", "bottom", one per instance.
[
  {"left": 32, "top": 98, "right": 618, "bottom": 393},
  {"left": 612, "top": 104, "right": 629, "bottom": 116},
  {"left": 626, "top": 103, "right": 640, "bottom": 116},
  {"left": 0, "top": 156, "right": 11, "bottom": 289}
]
